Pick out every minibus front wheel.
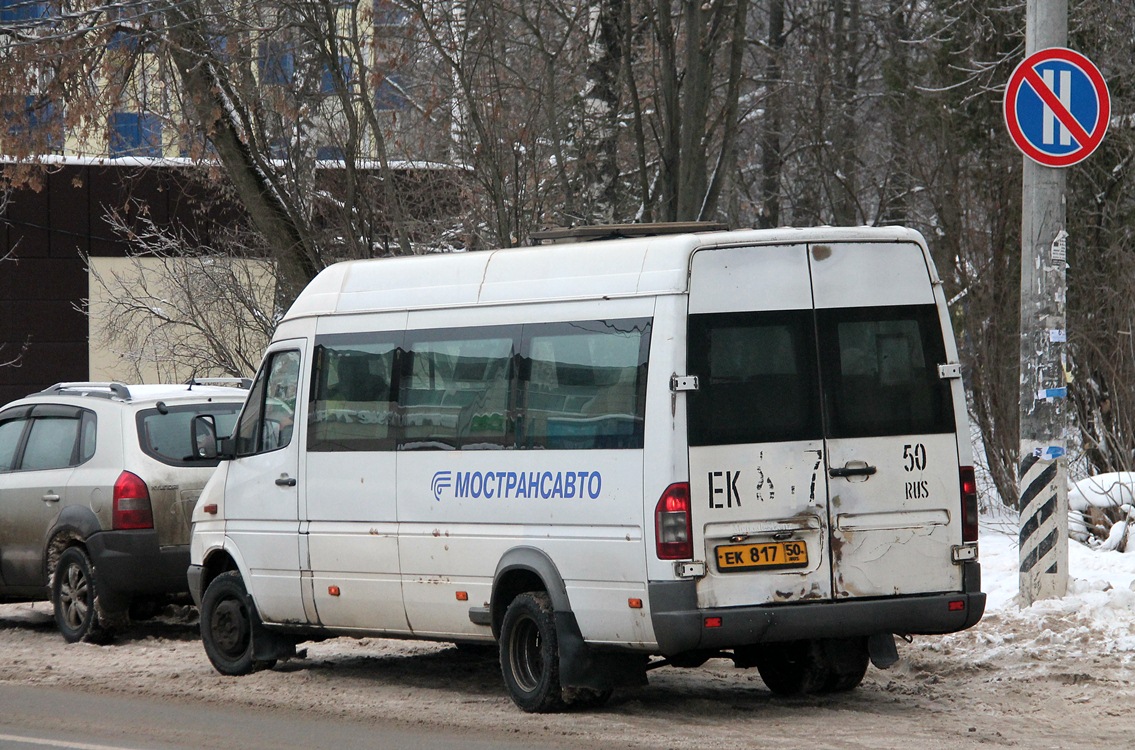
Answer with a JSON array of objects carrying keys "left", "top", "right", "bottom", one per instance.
[{"left": 200, "top": 571, "right": 277, "bottom": 675}]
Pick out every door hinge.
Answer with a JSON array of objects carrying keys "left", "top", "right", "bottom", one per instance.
[
  {"left": 951, "top": 543, "right": 978, "bottom": 563},
  {"left": 670, "top": 375, "right": 699, "bottom": 392},
  {"left": 675, "top": 560, "right": 706, "bottom": 578},
  {"left": 938, "top": 363, "right": 962, "bottom": 380}
]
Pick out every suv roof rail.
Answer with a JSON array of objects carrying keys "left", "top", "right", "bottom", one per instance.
[
  {"left": 186, "top": 377, "right": 253, "bottom": 390},
  {"left": 38, "top": 382, "right": 133, "bottom": 401},
  {"left": 528, "top": 221, "right": 728, "bottom": 245}
]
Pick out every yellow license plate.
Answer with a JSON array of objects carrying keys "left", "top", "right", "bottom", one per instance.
[{"left": 715, "top": 540, "right": 808, "bottom": 572}]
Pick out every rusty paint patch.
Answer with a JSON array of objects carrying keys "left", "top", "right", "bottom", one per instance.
[
  {"left": 830, "top": 531, "right": 847, "bottom": 566},
  {"left": 812, "top": 244, "right": 832, "bottom": 261}
]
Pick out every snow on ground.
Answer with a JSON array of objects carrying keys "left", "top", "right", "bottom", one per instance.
[{"left": 924, "top": 510, "right": 1135, "bottom": 675}]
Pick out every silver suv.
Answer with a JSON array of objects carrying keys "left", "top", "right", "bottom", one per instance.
[{"left": 0, "top": 381, "right": 247, "bottom": 643}]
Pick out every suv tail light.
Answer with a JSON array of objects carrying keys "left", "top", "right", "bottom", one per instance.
[
  {"left": 960, "top": 466, "right": 978, "bottom": 542},
  {"left": 655, "top": 482, "right": 692, "bottom": 560},
  {"left": 113, "top": 471, "right": 154, "bottom": 530}
]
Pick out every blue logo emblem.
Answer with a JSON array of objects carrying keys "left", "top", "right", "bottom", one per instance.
[{"left": 431, "top": 471, "right": 452, "bottom": 502}]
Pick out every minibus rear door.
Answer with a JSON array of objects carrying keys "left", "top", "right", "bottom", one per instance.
[{"left": 686, "top": 244, "right": 834, "bottom": 607}]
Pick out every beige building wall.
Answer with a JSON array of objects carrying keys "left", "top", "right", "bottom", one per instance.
[{"left": 88, "top": 256, "right": 275, "bottom": 384}]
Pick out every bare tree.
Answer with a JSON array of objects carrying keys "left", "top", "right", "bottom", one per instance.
[{"left": 87, "top": 208, "right": 277, "bottom": 381}]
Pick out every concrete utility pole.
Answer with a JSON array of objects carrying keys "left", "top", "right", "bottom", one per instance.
[{"left": 1018, "top": 0, "right": 1070, "bottom": 604}]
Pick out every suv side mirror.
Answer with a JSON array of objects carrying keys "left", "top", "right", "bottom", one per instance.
[{"left": 191, "top": 415, "right": 233, "bottom": 460}]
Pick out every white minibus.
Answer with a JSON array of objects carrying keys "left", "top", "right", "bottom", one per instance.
[{"left": 188, "top": 223, "right": 984, "bottom": 712}]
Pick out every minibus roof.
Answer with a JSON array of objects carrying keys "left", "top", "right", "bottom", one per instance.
[{"left": 282, "top": 225, "right": 925, "bottom": 319}]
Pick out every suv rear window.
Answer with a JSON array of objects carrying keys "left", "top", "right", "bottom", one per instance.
[{"left": 137, "top": 403, "right": 243, "bottom": 466}]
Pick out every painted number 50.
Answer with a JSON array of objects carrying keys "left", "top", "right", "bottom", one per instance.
[{"left": 903, "top": 443, "right": 927, "bottom": 472}]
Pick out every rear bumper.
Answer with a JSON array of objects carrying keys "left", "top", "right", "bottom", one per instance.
[
  {"left": 649, "top": 562, "right": 985, "bottom": 656},
  {"left": 85, "top": 530, "right": 190, "bottom": 603}
]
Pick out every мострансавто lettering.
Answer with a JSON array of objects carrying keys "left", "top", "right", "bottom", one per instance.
[{"left": 435, "top": 470, "right": 603, "bottom": 500}]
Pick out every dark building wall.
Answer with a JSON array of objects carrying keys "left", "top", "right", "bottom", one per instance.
[
  {"left": 0, "top": 163, "right": 205, "bottom": 404},
  {"left": 0, "top": 161, "right": 460, "bottom": 405}
]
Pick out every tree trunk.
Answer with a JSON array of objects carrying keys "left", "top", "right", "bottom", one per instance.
[
  {"left": 580, "top": 0, "right": 626, "bottom": 224},
  {"left": 757, "top": 0, "right": 786, "bottom": 228},
  {"left": 161, "top": 0, "right": 321, "bottom": 298}
]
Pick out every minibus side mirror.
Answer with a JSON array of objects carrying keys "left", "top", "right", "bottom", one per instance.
[{"left": 191, "top": 414, "right": 234, "bottom": 460}]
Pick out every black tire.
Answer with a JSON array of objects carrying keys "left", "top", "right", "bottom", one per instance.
[
  {"left": 200, "top": 571, "right": 276, "bottom": 675},
  {"left": 453, "top": 641, "right": 498, "bottom": 658},
  {"left": 499, "top": 591, "right": 564, "bottom": 713},
  {"left": 52, "top": 546, "right": 113, "bottom": 644},
  {"left": 756, "top": 640, "right": 830, "bottom": 696},
  {"left": 819, "top": 637, "right": 870, "bottom": 693},
  {"left": 563, "top": 686, "right": 613, "bottom": 710},
  {"left": 128, "top": 599, "right": 163, "bottom": 622}
]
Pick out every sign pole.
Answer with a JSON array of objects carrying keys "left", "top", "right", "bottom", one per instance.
[{"left": 1018, "top": 0, "right": 1070, "bottom": 604}]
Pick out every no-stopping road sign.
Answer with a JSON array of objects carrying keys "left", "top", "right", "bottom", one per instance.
[{"left": 1004, "top": 47, "right": 1110, "bottom": 167}]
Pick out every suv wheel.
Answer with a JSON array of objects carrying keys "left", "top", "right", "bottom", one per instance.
[{"left": 52, "top": 547, "right": 113, "bottom": 644}]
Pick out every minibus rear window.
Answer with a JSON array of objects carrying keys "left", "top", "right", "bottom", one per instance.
[
  {"left": 687, "top": 310, "right": 822, "bottom": 446},
  {"left": 816, "top": 304, "right": 955, "bottom": 438}
]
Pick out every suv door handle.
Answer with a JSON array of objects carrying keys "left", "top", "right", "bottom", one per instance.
[
  {"left": 275, "top": 475, "right": 298, "bottom": 487},
  {"left": 829, "top": 463, "right": 877, "bottom": 478},
  {"left": 42, "top": 492, "right": 61, "bottom": 502}
]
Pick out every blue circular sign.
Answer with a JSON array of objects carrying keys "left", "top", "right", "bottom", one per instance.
[{"left": 1004, "top": 48, "right": 1110, "bottom": 167}]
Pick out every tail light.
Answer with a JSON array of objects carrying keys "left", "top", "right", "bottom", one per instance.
[
  {"left": 655, "top": 482, "right": 692, "bottom": 560},
  {"left": 960, "top": 466, "right": 978, "bottom": 542},
  {"left": 113, "top": 471, "right": 154, "bottom": 530}
]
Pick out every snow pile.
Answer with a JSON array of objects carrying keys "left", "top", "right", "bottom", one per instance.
[
  {"left": 1068, "top": 472, "right": 1135, "bottom": 550},
  {"left": 923, "top": 522, "right": 1135, "bottom": 674}
]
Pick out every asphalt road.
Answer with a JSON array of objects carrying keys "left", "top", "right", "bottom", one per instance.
[{"left": 0, "top": 683, "right": 553, "bottom": 750}]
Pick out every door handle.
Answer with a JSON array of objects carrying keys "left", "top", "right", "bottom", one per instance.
[
  {"left": 43, "top": 493, "right": 61, "bottom": 502},
  {"left": 275, "top": 475, "right": 298, "bottom": 487},
  {"left": 829, "top": 463, "right": 877, "bottom": 478}
]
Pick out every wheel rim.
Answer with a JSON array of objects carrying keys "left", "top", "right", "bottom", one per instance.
[
  {"left": 210, "top": 597, "right": 251, "bottom": 657},
  {"left": 58, "top": 561, "right": 90, "bottom": 631},
  {"left": 509, "top": 615, "right": 543, "bottom": 693}
]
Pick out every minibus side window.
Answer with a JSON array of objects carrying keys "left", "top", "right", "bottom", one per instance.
[
  {"left": 399, "top": 327, "right": 519, "bottom": 450},
  {"left": 519, "top": 318, "right": 650, "bottom": 450},
  {"left": 816, "top": 304, "right": 955, "bottom": 438},
  {"left": 235, "top": 349, "right": 302, "bottom": 456},
  {"left": 687, "top": 310, "right": 821, "bottom": 447},
  {"left": 308, "top": 336, "right": 401, "bottom": 451}
]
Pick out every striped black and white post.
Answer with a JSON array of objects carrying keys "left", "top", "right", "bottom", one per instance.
[{"left": 1018, "top": 445, "right": 1069, "bottom": 604}]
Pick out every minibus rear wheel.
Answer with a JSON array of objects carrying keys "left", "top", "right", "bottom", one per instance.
[
  {"left": 499, "top": 591, "right": 564, "bottom": 712},
  {"left": 756, "top": 639, "right": 830, "bottom": 695},
  {"left": 820, "top": 637, "right": 869, "bottom": 692}
]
